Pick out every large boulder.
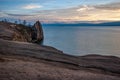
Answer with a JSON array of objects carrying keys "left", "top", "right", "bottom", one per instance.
[{"left": 32, "top": 21, "right": 44, "bottom": 42}]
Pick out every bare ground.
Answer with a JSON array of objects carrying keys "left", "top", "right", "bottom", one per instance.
[
  {"left": 0, "top": 39, "right": 120, "bottom": 80},
  {"left": 0, "top": 55, "right": 120, "bottom": 80},
  {"left": 0, "top": 21, "right": 120, "bottom": 80}
]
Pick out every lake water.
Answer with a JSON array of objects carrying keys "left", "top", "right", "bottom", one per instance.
[{"left": 43, "top": 26, "right": 120, "bottom": 57}]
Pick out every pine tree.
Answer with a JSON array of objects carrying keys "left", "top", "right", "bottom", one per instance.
[
  {"left": 14, "top": 21, "right": 18, "bottom": 24},
  {"left": 23, "top": 20, "right": 26, "bottom": 25}
]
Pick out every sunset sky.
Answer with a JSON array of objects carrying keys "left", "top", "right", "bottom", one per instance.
[{"left": 0, "top": 0, "right": 120, "bottom": 23}]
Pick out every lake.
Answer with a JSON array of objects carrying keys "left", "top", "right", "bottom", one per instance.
[{"left": 43, "top": 26, "right": 120, "bottom": 57}]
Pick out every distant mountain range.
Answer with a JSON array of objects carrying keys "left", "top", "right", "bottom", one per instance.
[
  {"left": 43, "top": 21, "right": 120, "bottom": 26},
  {"left": 0, "top": 17, "right": 120, "bottom": 26}
]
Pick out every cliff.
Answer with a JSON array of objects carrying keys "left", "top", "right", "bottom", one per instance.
[
  {"left": 32, "top": 21, "right": 44, "bottom": 42},
  {"left": 0, "top": 21, "right": 43, "bottom": 42},
  {"left": 0, "top": 21, "right": 120, "bottom": 80}
]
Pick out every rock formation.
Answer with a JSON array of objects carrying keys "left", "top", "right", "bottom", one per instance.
[
  {"left": 32, "top": 21, "right": 44, "bottom": 42},
  {"left": 0, "top": 21, "right": 44, "bottom": 43},
  {"left": 0, "top": 21, "right": 120, "bottom": 80}
]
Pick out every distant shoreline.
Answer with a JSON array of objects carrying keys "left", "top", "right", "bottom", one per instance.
[{"left": 42, "top": 21, "right": 120, "bottom": 26}]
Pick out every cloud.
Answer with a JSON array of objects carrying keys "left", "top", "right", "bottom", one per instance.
[
  {"left": 22, "top": 4, "right": 43, "bottom": 9},
  {"left": 6, "top": 13, "right": 34, "bottom": 17},
  {"left": 94, "top": 2, "right": 120, "bottom": 10},
  {"left": 33, "top": 2, "right": 120, "bottom": 23},
  {"left": 0, "top": 11, "right": 8, "bottom": 17},
  {"left": 76, "top": 5, "right": 95, "bottom": 12},
  {"left": 1, "top": 1, "right": 120, "bottom": 23}
]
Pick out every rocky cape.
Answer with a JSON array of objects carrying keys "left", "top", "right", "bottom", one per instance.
[
  {"left": 0, "top": 21, "right": 43, "bottom": 43},
  {"left": 0, "top": 21, "right": 120, "bottom": 80}
]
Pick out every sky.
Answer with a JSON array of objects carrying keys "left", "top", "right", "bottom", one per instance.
[{"left": 0, "top": 0, "right": 120, "bottom": 23}]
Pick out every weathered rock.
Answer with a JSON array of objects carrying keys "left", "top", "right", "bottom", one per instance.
[
  {"left": 32, "top": 21, "right": 44, "bottom": 42},
  {"left": 0, "top": 21, "right": 44, "bottom": 43}
]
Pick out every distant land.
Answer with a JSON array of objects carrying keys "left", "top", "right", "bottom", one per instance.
[
  {"left": 43, "top": 21, "right": 120, "bottom": 26},
  {"left": 0, "top": 17, "right": 120, "bottom": 26}
]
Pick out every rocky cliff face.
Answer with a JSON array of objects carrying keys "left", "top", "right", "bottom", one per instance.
[
  {"left": 0, "top": 21, "right": 44, "bottom": 43},
  {"left": 32, "top": 21, "right": 44, "bottom": 42}
]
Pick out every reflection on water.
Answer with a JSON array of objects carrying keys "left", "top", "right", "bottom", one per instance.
[{"left": 43, "top": 26, "right": 120, "bottom": 57}]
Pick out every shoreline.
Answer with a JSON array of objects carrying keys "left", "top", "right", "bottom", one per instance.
[{"left": 0, "top": 21, "right": 120, "bottom": 80}]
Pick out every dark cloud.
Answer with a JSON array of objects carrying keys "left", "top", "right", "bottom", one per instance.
[
  {"left": 94, "top": 2, "right": 120, "bottom": 10},
  {"left": 6, "top": 13, "right": 34, "bottom": 17}
]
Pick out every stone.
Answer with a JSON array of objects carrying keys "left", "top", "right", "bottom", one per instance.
[
  {"left": 0, "top": 21, "right": 44, "bottom": 43},
  {"left": 32, "top": 21, "right": 44, "bottom": 42}
]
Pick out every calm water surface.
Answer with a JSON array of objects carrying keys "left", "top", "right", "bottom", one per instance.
[{"left": 43, "top": 26, "right": 120, "bottom": 57}]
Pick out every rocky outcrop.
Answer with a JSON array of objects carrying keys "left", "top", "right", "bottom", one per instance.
[
  {"left": 0, "top": 39, "right": 120, "bottom": 80},
  {"left": 0, "top": 21, "right": 120, "bottom": 80},
  {"left": 0, "top": 21, "right": 43, "bottom": 43},
  {"left": 32, "top": 21, "right": 44, "bottom": 42}
]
